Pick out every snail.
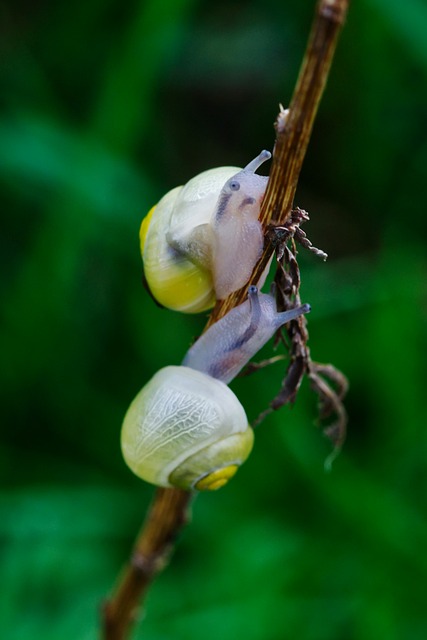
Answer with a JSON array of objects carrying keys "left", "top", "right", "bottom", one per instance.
[
  {"left": 121, "top": 286, "right": 310, "bottom": 491},
  {"left": 140, "top": 150, "right": 272, "bottom": 313}
]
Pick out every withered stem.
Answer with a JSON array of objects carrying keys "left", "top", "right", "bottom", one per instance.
[
  {"left": 209, "top": 0, "right": 349, "bottom": 325},
  {"left": 102, "top": 1, "right": 350, "bottom": 637},
  {"left": 102, "top": 488, "right": 192, "bottom": 639}
]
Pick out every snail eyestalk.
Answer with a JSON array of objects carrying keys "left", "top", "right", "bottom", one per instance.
[{"left": 244, "top": 149, "right": 272, "bottom": 173}]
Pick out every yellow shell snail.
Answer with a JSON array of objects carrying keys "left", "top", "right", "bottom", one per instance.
[
  {"left": 121, "top": 286, "right": 310, "bottom": 491},
  {"left": 140, "top": 150, "right": 272, "bottom": 313}
]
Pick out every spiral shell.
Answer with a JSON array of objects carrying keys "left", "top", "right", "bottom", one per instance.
[
  {"left": 140, "top": 167, "right": 239, "bottom": 313},
  {"left": 121, "top": 366, "right": 254, "bottom": 491},
  {"left": 140, "top": 150, "right": 271, "bottom": 313}
]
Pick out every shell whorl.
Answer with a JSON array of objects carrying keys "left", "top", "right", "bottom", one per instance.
[{"left": 121, "top": 366, "right": 251, "bottom": 488}]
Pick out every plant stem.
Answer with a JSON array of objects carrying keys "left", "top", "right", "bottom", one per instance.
[
  {"left": 102, "top": 488, "right": 193, "bottom": 639},
  {"left": 102, "top": 1, "right": 350, "bottom": 637},
  {"left": 210, "top": 0, "right": 350, "bottom": 325}
]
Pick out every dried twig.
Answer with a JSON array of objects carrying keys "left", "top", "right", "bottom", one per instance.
[
  {"left": 102, "top": 1, "right": 350, "bottom": 637},
  {"left": 253, "top": 234, "right": 348, "bottom": 461},
  {"left": 208, "top": 0, "right": 350, "bottom": 326},
  {"left": 102, "top": 489, "right": 192, "bottom": 639}
]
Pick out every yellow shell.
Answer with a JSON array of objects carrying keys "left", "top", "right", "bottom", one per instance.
[
  {"left": 139, "top": 205, "right": 155, "bottom": 250},
  {"left": 140, "top": 202, "right": 215, "bottom": 312},
  {"left": 194, "top": 465, "right": 238, "bottom": 491},
  {"left": 140, "top": 167, "right": 240, "bottom": 313}
]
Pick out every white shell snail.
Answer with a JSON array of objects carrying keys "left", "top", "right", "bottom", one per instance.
[
  {"left": 121, "top": 286, "right": 310, "bottom": 491},
  {"left": 140, "top": 150, "right": 272, "bottom": 313}
]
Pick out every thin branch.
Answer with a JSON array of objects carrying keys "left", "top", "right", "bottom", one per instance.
[
  {"left": 102, "top": 488, "right": 193, "bottom": 639},
  {"left": 208, "top": 0, "right": 349, "bottom": 326},
  {"left": 102, "top": 1, "right": 350, "bottom": 637}
]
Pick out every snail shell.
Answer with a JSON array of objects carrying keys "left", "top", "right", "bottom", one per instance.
[
  {"left": 140, "top": 151, "right": 271, "bottom": 313},
  {"left": 121, "top": 366, "right": 254, "bottom": 491},
  {"left": 121, "top": 287, "right": 310, "bottom": 491}
]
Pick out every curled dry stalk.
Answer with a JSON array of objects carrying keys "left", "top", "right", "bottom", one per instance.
[
  {"left": 102, "top": 1, "right": 351, "bottom": 638},
  {"left": 253, "top": 214, "right": 348, "bottom": 466}
]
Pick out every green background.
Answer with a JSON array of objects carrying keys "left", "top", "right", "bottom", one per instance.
[{"left": 1, "top": 0, "right": 426, "bottom": 638}]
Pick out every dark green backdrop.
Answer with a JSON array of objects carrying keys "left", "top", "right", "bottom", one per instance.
[{"left": 1, "top": 0, "right": 426, "bottom": 638}]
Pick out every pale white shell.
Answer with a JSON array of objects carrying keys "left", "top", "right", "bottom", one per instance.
[
  {"left": 168, "top": 166, "right": 241, "bottom": 248},
  {"left": 121, "top": 365, "right": 249, "bottom": 488}
]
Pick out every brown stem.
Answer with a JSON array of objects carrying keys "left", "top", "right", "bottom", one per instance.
[
  {"left": 102, "top": 488, "right": 193, "bottom": 639},
  {"left": 209, "top": 0, "right": 349, "bottom": 326},
  {"left": 102, "top": 0, "right": 350, "bottom": 637}
]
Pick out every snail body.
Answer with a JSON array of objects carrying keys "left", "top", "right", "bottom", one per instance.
[
  {"left": 140, "top": 150, "right": 271, "bottom": 313},
  {"left": 183, "top": 286, "right": 311, "bottom": 384},
  {"left": 121, "top": 287, "right": 310, "bottom": 491}
]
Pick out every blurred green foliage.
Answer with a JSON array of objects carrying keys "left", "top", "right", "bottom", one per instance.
[{"left": 1, "top": 0, "right": 427, "bottom": 638}]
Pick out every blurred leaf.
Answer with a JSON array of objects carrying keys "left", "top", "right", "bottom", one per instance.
[
  {"left": 370, "top": 0, "right": 427, "bottom": 66},
  {"left": 0, "top": 114, "right": 149, "bottom": 222},
  {"left": 0, "top": 486, "right": 142, "bottom": 640}
]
